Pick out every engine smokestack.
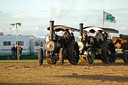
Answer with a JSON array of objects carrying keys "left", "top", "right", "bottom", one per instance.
[
  {"left": 80, "top": 23, "right": 83, "bottom": 42},
  {"left": 50, "top": 21, "right": 54, "bottom": 40}
]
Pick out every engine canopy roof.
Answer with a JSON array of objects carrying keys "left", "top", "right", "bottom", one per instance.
[
  {"left": 83, "top": 26, "right": 119, "bottom": 33},
  {"left": 47, "top": 25, "right": 79, "bottom": 32}
]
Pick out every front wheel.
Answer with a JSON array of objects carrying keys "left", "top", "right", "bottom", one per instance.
[
  {"left": 86, "top": 48, "right": 95, "bottom": 64},
  {"left": 59, "top": 48, "right": 64, "bottom": 65}
]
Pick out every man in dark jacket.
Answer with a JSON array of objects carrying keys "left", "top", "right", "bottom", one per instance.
[
  {"left": 70, "top": 32, "right": 75, "bottom": 42},
  {"left": 11, "top": 44, "right": 16, "bottom": 59}
]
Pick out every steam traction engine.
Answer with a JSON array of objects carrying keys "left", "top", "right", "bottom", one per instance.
[
  {"left": 78, "top": 23, "right": 119, "bottom": 64},
  {"left": 38, "top": 21, "right": 79, "bottom": 65}
]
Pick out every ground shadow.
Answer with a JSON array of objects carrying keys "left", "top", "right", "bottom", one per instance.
[
  {"left": 40, "top": 61, "right": 128, "bottom": 67},
  {"left": 56, "top": 74, "right": 128, "bottom": 82},
  {"left": 77, "top": 61, "right": 128, "bottom": 66},
  {"left": 0, "top": 82, "right": 53, "bottom": 85}
]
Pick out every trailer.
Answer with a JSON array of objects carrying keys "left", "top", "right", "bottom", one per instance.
[{"left": 0, "top": 34, "right": 45, "bottom": 57}]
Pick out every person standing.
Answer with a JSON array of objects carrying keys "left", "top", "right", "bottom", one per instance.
[
  {"left": 104, "top": 32, "right": 108, "bottom": 41},
  {"left": 11, "top": 44, "right": 16, "bottom": 59},
  {"left": 18, "top": 45, "right": 23, "bottom": 60},
  {"left": 96, "top": 30, "right": 104, "bottom": 44},
  {"left": 70, "top": 32, "right": 75, "bottom": 42}
]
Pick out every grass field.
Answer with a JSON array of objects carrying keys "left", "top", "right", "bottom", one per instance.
[
  {"left": 0, "top": 59, "right": 38, "bottom": 62},
  {"left": 0, "top": 58, "right": 123, "bottom": 62}
]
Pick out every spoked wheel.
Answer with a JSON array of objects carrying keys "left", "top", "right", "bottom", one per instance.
[
  {"left": 68, "top": 42, "right": 79, "bottom": 65},
  {"left": 38, "top": 48, "right": 44, "bottom": 65},
  {"left": 123, "top": 51, "right": 128, "bottom": 63},
  {"left": 59, "top": 48, "right": 64, "bottom": 65},
  {"left": 86, "top": 48, "right": 95, "bottom": 64},
  {"left": 101, "top": 41, "right": 116, "bottom": 64}
]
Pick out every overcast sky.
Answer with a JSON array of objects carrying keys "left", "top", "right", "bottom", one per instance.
[{"left": 0, "top": 0, "right": 128, "bottom": 37}]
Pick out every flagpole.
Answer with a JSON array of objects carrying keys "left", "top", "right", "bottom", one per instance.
[
  {"left": 103, "top": 11, "right": 105, "bottom": 27},
  {"left": 103, "top": 19, "right": 104, "bottom": 27}
]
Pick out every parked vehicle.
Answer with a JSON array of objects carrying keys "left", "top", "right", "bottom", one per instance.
[
  {"left": 78, "top": 23, "right": 119, "bottom": 64},
  {"left": 0, "top": 34, "right": 45, "bottom": 56},
  {"left": 38, "top": 21, "right": 79, "bottom": 65}
]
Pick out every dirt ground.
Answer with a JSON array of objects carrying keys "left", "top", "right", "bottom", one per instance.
[{"left": 0, "top": 60, "right": 128, "bottom": 85}]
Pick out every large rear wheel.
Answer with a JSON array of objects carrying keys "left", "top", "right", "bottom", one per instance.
[
  {"left": 123, "top": 51, "right": 128, "bottom": 63},
  {"left": 68, "top": 42, "right": 79, "bottom": 65},
  {"left": 101, "top": 40, "right": 116, "bottom": 64}
]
